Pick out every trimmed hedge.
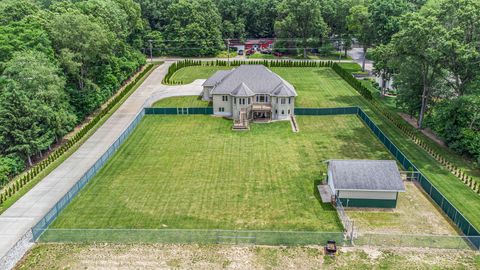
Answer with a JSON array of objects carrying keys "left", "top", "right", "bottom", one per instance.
[
  {"left": 331, "top": 63, "right": 373, "bottom": 100},
  {"left": 162, "top": 59, "right": 334, "bottom": 85},
  {"left": 0, "top": 64, "right": 156, "bottom": 206}
]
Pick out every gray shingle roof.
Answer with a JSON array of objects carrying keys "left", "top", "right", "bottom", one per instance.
[
  {"left": 210, "top": 65, "right": 297, "bottom": 96},
  {"left": 202, "top": 70, "right": 232, "bottom": 87},
  {"left": 272, "top": 82, "right": 297, "bottom": 97},
  {"left": 231, "top": 82, "right": 255, "bottom": 96},
  {"left": 328, "top": 160, "right": 405, "bottom": 192}
]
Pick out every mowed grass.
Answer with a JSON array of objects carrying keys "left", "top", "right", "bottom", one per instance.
[
  {"left": 52, "top": 115, "right": 392, "bottom": 231},
  {"left": 170, "top": 66, "right": 231, "bottom": 84},
  {"left": 153, "top": 96, "right": 211, "bottom": 107},
  {"left": 160, "top": 66, "right": 480, "bottom": 230}
]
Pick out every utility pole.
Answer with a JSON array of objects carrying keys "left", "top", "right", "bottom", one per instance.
[
  {"left": 148, "top": 39, "right": 153, "bottom": 63},
  {"left": 227, "top": 38, "right": 230, "bottom": 66}
]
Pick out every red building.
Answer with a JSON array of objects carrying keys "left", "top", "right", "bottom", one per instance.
[{"left": 244, "top": 38, "right": 275, "bottom": 51}]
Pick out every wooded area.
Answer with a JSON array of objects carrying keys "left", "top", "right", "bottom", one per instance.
[{"left": 0, "top": 0, "right": 146, "bottom": 186}]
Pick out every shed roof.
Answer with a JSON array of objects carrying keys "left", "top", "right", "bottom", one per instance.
[
  {"left": 210, "top": 65, "right": 297, "bottom": 96},
  {"left": 328, "top": 160, "right": 405, "bottom": 192}
]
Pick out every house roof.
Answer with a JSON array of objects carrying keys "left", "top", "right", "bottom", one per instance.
[
  {"left": 328, "top": 160, "right": 405, "bottom": 192},
  {"left": 272, "top": 82, "right": 297, "bottom": 97},
  {"left": 202, "top": 70, "right": 232, "bottom": 87},
  {"left": 245, "top": 39, "right": 274, "bottom": 45},
  {"left": 231, "top": 82, "right": 255, "bottom": 96},
  {"left": 210, "top": 65, "right": 297, "bottom": 97}
]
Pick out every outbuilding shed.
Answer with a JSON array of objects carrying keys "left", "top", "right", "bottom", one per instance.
[{"left": 326, "top": 160, "right": 405, "bottom": 208}]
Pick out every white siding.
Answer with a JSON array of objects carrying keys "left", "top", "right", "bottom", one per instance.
[
  {"left": 327, "top": 171, "right": 336, "bottom": 195},
  {"left": 213, "top": 94, "right": 232, "bottom": 117},
  {"left": 232, "top": 96, "right": 252, "bottom": 120},
  {"left": 271, "top": 96, "right": 295, "bottom": 120},
  {"left": 202, "top": 86, "right": 213, "bottom": 100},
  {"left": 338, "top": 190, "right": 397, "bottom": 200}
]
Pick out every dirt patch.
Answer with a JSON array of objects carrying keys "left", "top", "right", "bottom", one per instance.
[
  {"left": 347, "top": 182, "right": 459, "bottom": 235},
  {"left": 17, "top": 243, "right": 479, "bottom": 270},
  {"left": 398, "top": 113, "right": 446, "bottom": 147}
]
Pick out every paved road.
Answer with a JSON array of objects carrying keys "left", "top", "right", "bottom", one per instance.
[
  {"left": 347, "top": 47, "right": 373, "bottom": 72},
  {"left": 149, "top": 56, "right": 356, "bottom": 63},
  {"left": 0, "top": 61, "right": 204, "bottom": 269}
]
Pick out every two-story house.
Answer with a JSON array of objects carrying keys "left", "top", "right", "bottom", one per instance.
[{"left": 202, "top": 65, "right": 297, "bottom": 125}]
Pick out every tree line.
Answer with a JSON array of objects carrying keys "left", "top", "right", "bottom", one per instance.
[
  {"left": 0, "top": 0, "right": 146, "bottom": 187},
  {"left": 371, "top": 0, "right": 480, "bottom": 163},
  {"left": 138, "top": 0, "right": 424, "bottom": 58}
]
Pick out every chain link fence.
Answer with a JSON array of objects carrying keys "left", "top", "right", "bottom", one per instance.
[
  {"left": 35, "top": 229, "right": 345, "bottom": 246},
  {"left": 28, "top": 106, "right": 480, "bottom": 251},
  {"left": 355, "top": 233, "right": 478, "bottom": 250},
  {"left": 31, "top": 109, "right": 145, "bottom": 240}
]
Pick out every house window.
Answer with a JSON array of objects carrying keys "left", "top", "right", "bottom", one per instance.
[
  {"left": 219, "top": 107, "right": 225, "bottom": 112},
  {"left": 277, "top": 97, "right": 279, "bottom": 104},
  {"left": 234, "top": 98, "right": 236, "bottom": 104},
  {"left": 288, "top": 97, "right": 291, "bottom": 104},
  {"left": 248, "top": 98, "right": 251, "bottom": 104},
  {"left": 266, "top": 96, "right": 269, "bottom": 102},
  {"left": 275, "top": 110, "right": 278, "bottom": 114},
  {"left": 256, "top": 96, "right": 259, "bottom": 102},
  {"left": 281, "top": 110, "right": 285, "bottom": 115},
  {"left": 288, "top": 109, "right": 290, "bottom": 114},
  {"left": 222, "top": 95, "right": 228, "bottom": 102},
  {"left": 259, "top": 95, "right": 265, "bottom": 102},
  {"left": 281, "top": 98, "right": 286, "bottom": 104}
]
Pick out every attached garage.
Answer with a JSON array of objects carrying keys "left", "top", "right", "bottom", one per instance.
[{"left": 326, "top": 160, "right": 405, "bottom": 208}]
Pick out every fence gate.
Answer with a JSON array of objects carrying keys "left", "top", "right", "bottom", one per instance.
[
  {"left": 177, "top": 107, "right": 188, "bottom": 115},
  {"left": 400, "top": 171, "right": 420, "bottom": 182},
  {"left": 215, "top": 231, "right": 257, "bottom": 245}
]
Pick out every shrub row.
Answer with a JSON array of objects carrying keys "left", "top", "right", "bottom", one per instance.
[
  {"left": 162, "top": 59, "right": 334, "bottom": 85},
  {"left": 370, "top": 99, "right": 480, "bottom": 195},
  {"left": 331, "top": 63, "right": 373, "bottom": 100},
  {"left": 331, "top": 63, "right": 479, "bottom": 195},
  {"left": 0, "top": 64, "right": 155, "bottom": 206}
]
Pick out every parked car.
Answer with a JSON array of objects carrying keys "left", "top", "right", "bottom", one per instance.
[
  {"left": 238, "top": 50, "right": 244, "bottom": 55},
  {"left": 273, "top": 51, "right": 283, "bottom": 57},
  {"left": 260, "top": 49, "right": 272, "bottom": 54},
  {"left": 246, "top": 49, "right": 255, "bottom": 56}
]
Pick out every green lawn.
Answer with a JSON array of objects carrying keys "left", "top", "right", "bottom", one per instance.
[
  {"left": 248, "top": 52, "right": 276, "bottom": 59},
  {"left": 152, "top": 65, "right": 480, "bottom": 230},
  {"left": 52, "top": 115, "right": 392, "bottom": 231},
  {"left": 153, "top": 96, "right": 211, "bottom": 107},
  {"left": 170, "top": 66, "right": 231, "bottom": 84}
]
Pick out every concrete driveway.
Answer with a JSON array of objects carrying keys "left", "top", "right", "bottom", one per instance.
[
  {"left": 347, "top": 47, "right": 373, "bottom": 72},
  {"left": 0, "top": 61, "right": 204, "bottom": 269}
]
